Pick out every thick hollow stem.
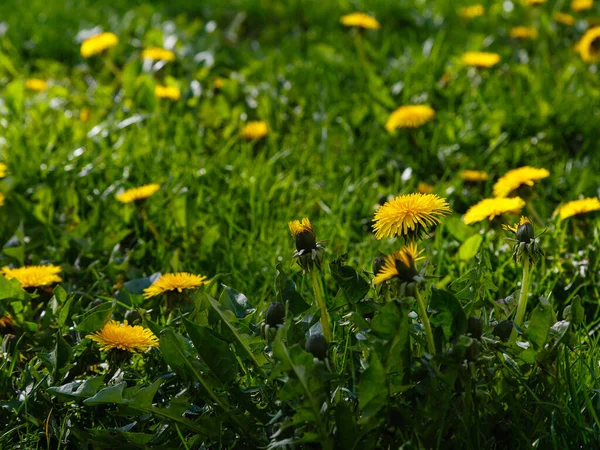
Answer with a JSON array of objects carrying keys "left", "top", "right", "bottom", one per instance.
[
  {"left": 511, "top": 258, "right": 531, "bottom": 342},
  {"left": 414, "top": 288, "right": 436, "bottom": 356},
  {"left": 311, "top": 269, "right": 332, "bottom": 342}
]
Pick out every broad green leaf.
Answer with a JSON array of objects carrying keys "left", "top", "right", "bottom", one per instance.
[
  {"left": 528, "top": 298, "right": 554, "bottom": 349},
  {"left": 76, "top": 302, "right": 115, "bottom": 333},
  {"left": 329, "top": 255, "right": 370, "bottom": 305},
  {"left": 219, "top": 284, "right": 253, "bottom": 318},
  {"left": 0, "top": 276, "right": 28, "bottom": 301},
  {"left": 445, "top": 216, "right": 475, "bottom": 242},
  {"left": 83, "top": 382, "right": 126, "bottom": 406},
  {"left": 429, "top": 288, "right": 468, "bottom": 342},
  {"left": 50, "top": 331, "right": 73, "bottom": 380},
  {"left": 274, "top": 264, "right": 309, "bottom": 315},
  {"left": 48, "top": 376, "right": 105, "bottom": 401},
  {"left": 458, "top": 234, "right": 483, "bottom": 261},
  {"left": 359, "top": 352, "right": 388, "bottom": 423}
]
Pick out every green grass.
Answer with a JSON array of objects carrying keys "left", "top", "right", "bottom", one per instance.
[{"left": 1, "top": 0, "right": 600, "bottom": 448}]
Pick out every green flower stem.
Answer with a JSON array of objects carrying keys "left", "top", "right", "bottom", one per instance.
[
  {"left": 511, "top": 257, "right": 531, "bottom": 343},
  {"left": 311, "top": 269, "right": 332, "bottom": 342},
  {"left": 414, "top": 288, "right": 436, "bottom": 356}
]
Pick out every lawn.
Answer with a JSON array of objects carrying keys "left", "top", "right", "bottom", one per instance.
[{"left": 1, "top": 0, "right": 600, "bottom": 448}]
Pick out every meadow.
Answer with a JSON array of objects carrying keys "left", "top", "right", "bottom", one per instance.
[{"left": 1, "top": 0, "right": 600, "bottom": 448}]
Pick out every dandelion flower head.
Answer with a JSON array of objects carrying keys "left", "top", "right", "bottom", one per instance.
[
  {"left": 493, "top": 166, "right": 549, "bottom": 198},
  {"left": 2, "top": 265, "right": 62, "bottom": 288},
  {"left": 116, "top": 184, "right": 160, "bottom": 203},
  {"left": 373, "top": 243, "right": 424, "bottom": 285},
  {"left": 461, "top": 52, "right": 501, "bottom": 67},
  {"left": 385, "top": 105, "right": 435, "bottom": 131},
  {"left": 86, "top": 320, "right": 159, "bottom": 352},
  {"left": 241, "top": 121, "right": 268, "bottom": 140},
  {"left": 340, "top": 12, "right": 381, "bottom": 29},
  {"left": 463, "top": 197, "right": 526, "bottom": 224},
  {"left": 80, "top": 32, "right": 118, "bottom": 58},
  {"left": 143, "top": 272, "right": 208, "bottom": 299},
  {"left": 555, "top": 197, "right": 600, "bottom": 220}
]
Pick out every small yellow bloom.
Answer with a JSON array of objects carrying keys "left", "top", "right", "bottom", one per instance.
[
  {"left": 213, "top": 77, "right": 225, "bottom": 89},
  {"left": 509, "top": 26, "right": 538, "bottom": 39},
  {"left": 555, "top": 197, "right": 600, "bottom": 220},
  {"left": 155, "top": 85, "right": 181, "bottom": 101},
  {"left": 385, "top": 105, "right": 435, "bottom": 131},
  {"left": 0, "top": 314, "right": 13, "bottom": 330},
  {"left": 25, "top": 78, "right": 48, "bottom": 92},
  {"left": 463, "top": 197, "right": 526, "bottom": 224},
  {"left": 461, "top": 52, "right": 501, "bottom": 68},
  {"left": 2, "top": 265, "right": 62, "bottom": 288},
  {"left": 553, "top": 12, "right": 577, "bottom": 26},
  {"left": 373, "top": 243, "right": 425, "bottom": 285},
  {"left": 80, "top": 108, "right": 91, "bottom": 122},
  {"left": 0, "top": 162, "right": 7, "bottom": 178},
  {"left": 86, "top": 320, "right": 159, "bottom": 352},
  {"left": 288, "top": 218, "right": 314, "bottom": 238},
  {"left": 340, "top": 12, "right": 381, "bottom": 29},
  {"left": 0, "top": 193, "right": 5, "bottom": 207},
  {"left": 241, "top": 121, "right": 268, "bottom": 140},
  {"left": 460, "top": 170, "right": 488, "bottom": 182},
  {"left": 576, "top": 27, "right": 600, "bottom": 63},
  {"left": 418, "top": 182, "right": 434, "bottom": 194},
  {"left": 80, "top": 32, "right": 119, "bottom": 58},
  {"left": 459, "top": 5, "right": 485, "bottom": 19},
  {"left": 571, "top": 0, "right": 593, "bottom": 12},
  {"left": 143, "top": 272, "right": 208, "bottom": 299},
  {"left": 115, "top": 184, "right": 160, "bottom": 203},
  {"left": 373, "top": 193, "right": 452, "bottom": 240},
  {"left": 141, "top": 47, "right": 176, "bottom": 62},
  {"left": 493, "top": 166, "right": 550, "bottom": 198}
]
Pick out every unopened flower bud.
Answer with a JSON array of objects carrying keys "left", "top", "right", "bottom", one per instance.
[
  {"left": 516, "top": 220, "right": 534, "bottom": 243},
  {"left": 305, "top": 333, "right": 327, "bottom": 360},
  {"left": 295, "top": 230, "right": 317, "bottom": 253},
  {"left": 265, "top": 302, "right": 285, "bottom": 327}
]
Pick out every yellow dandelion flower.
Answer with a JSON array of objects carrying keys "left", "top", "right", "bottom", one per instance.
[
  {"left": 143, "top": 272, "right": 208, "bottom": 299},
  {"left": 0, "top": 193, "right": 4, "bottom": 207},
  {"left": 2, "top": 265, "right": 62, "bottom": 288},
  {"left": 288, "top": 217, "right": 314, "bottom": 238},
  {"left": 493, "top": 166, "right": 550, "bottom": 198},
  {"left": 502, "top": 216, "right": 532, "bottom": 233},
  {"left": 0, "top": 162, "right": 7, "bottom": 178},
  {"left": 340, "top": 12, "right": 381, "bottom": 29},
  {"left": 25, "top": 78, "right": 48, "bottom": 92},
  {"left": 555, "top": 197, "right": 600, "bottom": 220},
  {"left": 115, "top": 184, "right": 160, "bottom": 204},
  {"left": 576, "top": 27, "right": 600, "bottom": 63},
  {"left": 86, "top": 320, "right": 158, "bottom": 352},
  {"left": 373, "top": 243, "right": 425, "bottom": 285},
  {"left": 510, "top": 26, "right": 538, "bottom": 39},
  {"left": 80, "top": 32, "right": 119, "bottom": 58},
  {"left": 373, "top": 193, "right": 452, "bottom": 240},
  {"left": 385, "top": 105, "right": 435, "bottom": 132},
  {"left": 463, "top": 197, "right": 526, "bottom": 224},
  {"left": 460, "top": 170, "right": 488, "bottom": 182},
  {"left": 80, "top": 108, "right": 91, "bottom": 122},
  {"left": 155, "top": 85, "right": 181, "bottom": 101},
  {"left": 0, "top": 314, "right": 14, "bottom": 330},
  {"left": 241, "top": 121, "right": 268, "bottom": 140},
  {"left": 459, "top": 5, "right": 485, "bottom": 19},
  {"left": 213, "top": 77, "right": 225, "bottom": 89},
  {"left": 461, "top": 52, "right": 502, "bottom": 68},
  {"left": 418, "top": 182, "right": 434, "bottom": 194},
  {"left": 571, "top": 0, "right": 593, "bottom": 12},
  {"left": 141, "top": 47, "right": 176, "bottom": 62},
  {"left": 553, "top": 12, "right": 577, "bottom": 26}
]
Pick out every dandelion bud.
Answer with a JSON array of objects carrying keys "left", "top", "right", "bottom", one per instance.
[
  {"left": 265, "top": 302, "right": 285, "bottom": 327},
  {"left": 467, "top": 317, "right": 483, "bottom": 339},
  {"left": 515, "top": 219, "right": 535, "bottom": 243},
  {"left": 288, "top": 217, "right": 325, "bottom": 272},
  {"left": 295, "top": 230, "right": 317, "bottom": 253},
  {"left": 372, "top": 256, "right": 386, "bottom": 275},
  {"left": 305, "top": 333, "right": 328, "bottom": 360}
]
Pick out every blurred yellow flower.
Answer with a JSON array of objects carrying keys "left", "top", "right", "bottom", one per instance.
[
  {"left": 373, "top": 193, "right": 452, "bottom": 240},
  {"left": 86, "top": 320, "right": 159, "bottom": 352},
  {"left": 143, "top": 273, "right": 208, "bottom": 299},
  {"left": 373, "top": 243, "right": 424, "bottom": 285},
  {"left": 116, "top": 184, "right": 160, "bottom": 203},
  {"left": 460, "top": 170, "right": 488, "bottom": 182},
  {"left": 459, "top": 5, "right": 485, "bottom": 19},
  {"left": 555, "top": 197, "right": 600, "bottom": 220},
  {"left": 385, "top": 105, "right": 435, "bottom": 131},
  {"left": 241, "top": 121, "right": 268, "bottom": 140},
  {"left": 340, "top": 12, "right": 381, "bottom": 29},
  {"left": 510, "top": 26, "right": 538, "bottom": 39},
  {"left": 141, "top": 47, "right": 176, "bottom": 62},
  {"left": 80, "top": 32, "right": 118, "bottom": 58},
  {"left": 576, "top": 27, "right": 600, "bottom": 62},
  {"left": 2, "top": 265, "right": 62, "bottom": 288},
  {"left": 0, "top": 193, "right": 4, "bottom": 207},
  {"left": 0, "top": 163, "right": 7, "bottom": 178},
  {"left": 0, "top": 314, "right": 13, "bottom": 330},
  {"left": 463, "top": 197, "right": 526, "bottom": 224},
  {"left": 25, "top": 78, "right": 47, "bottom": 92},
  {"left": 80, "top": 108, "right": 91, "bottom": 122},
  {"left": 553, "top": 12, "right": 577, "bottom": 25},
  {"left": 418, "top": 182, "right": 434, "bottom": 194},
  {"left": 213, "top": 77, "right": 225, "bottom": 89},
  {"left": 571, "top": 0, "right": 593, "bottom": 11},
  {"left": 493, "top": 166, "right": 550, "bottom": 198},
  {"left": 461, "top": 52, "right": 501, "bottom": 67},
  {"left": 155, "top": 85, "right": 181, "bottom": 101}
]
